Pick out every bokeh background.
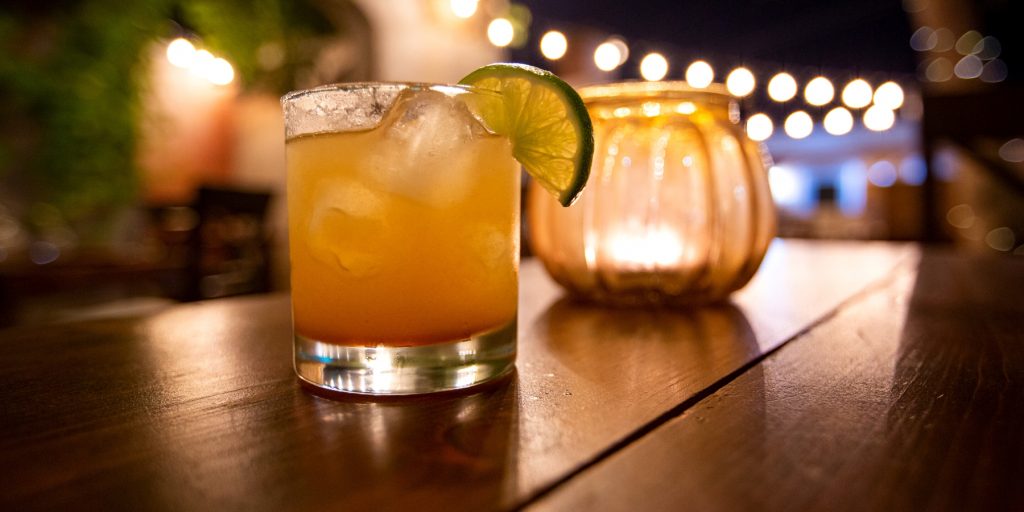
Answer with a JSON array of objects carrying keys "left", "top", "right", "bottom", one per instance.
[{"left": 1, "top": 0, "right": 1021, "bottom": 325}]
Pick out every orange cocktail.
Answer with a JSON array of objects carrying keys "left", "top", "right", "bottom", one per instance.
[{"left": 283, "top": 83, "right": 519, "bottom": 395}]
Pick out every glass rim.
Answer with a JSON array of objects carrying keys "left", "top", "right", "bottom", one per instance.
[
  {"left": 579, "top": 80, "right": 732, "bottom": 104},
  {"left": 280, "top": 81, "right": 498, "bottom": 105}
]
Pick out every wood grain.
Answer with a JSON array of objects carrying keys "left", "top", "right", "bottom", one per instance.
[
  {"left": 530, "top": 251, "right": 1024, "bottom": 512},
  {"left": 0, "top": 240, "right": 913, "bottom": 511}
]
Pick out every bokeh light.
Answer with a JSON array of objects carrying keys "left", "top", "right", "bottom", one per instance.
[
  {"left": 924, "top": 57, "right": 954, "bottom": 82},
  {"left": 804, "top": 76, "right": 834, "bottom": 106},
  {"left": 487, "top": 18, "right": 514, "bottom": 47},
  {"left": 823, "top": 107, "right": 853, "bottom": 136},
  {"left": 863, "top": 105, "right": 895, "bottom": 131},
  {"left": 685, "top": 60, "right": 714, "bottom": 89},
  {"left": 867, "top": 160, "right": 898, "bottom": 187},
  {"left": 909, "top": 26, "right": 937, "bottom": 51},
  {"left": 980, "top": 59, "right": 1008, "bottom": 83},
  {"left": 873, "top": 82, "right": 904, "bottom": 110},
  {"left": 746, "top": 113, "right": 773, "bottom": 141},
  {"left": 841, "top": 79, "right": 872, "bottom": 109},
  {"left": 726, "top": 67, "right": 755, "bottom": 97},
  {"left": 166, "top": 38, "right": 196, "bottom": 68},
  {"left": 540, "top": 30, "right": 568, "bottom": 60},
  {"left": 998, "top": 138, "right": 1024, "bottom": 162},
  {"left": 450, "top": 0, "right": 478, "bottom": 19},
  {"left": 767, "top": 72, "right": 797, "bottom": 102},
  {"left": 594, "top": 39, "right": 629, "bottom": 71},
  {"left": 640, "top": 53, "right": 669, "bottom": 81},
  {"left": 207, "top": 58, "right": 234, "bottom": 85},
  {"left": 955, "top": 30, "right": 982, "bottom": 55},
  {"left": 784, "top": 111, "right": 813, "bottom": 139},
  {"left": 954, "top": 55, "right": 983, "bottom": 79}
]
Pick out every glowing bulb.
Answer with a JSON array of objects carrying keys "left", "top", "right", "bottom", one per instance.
[
  {"left": 804, "top": 76, "right": 834, "bottom": 106},
  {"left": 685, "top": 60, "right": 714, "bottom": 89},
  {"left": 190, "top": 49, "right": 215, "bottom": 77},
  {"left": 207, "top": 57, "right": 234, "bottom": 85},
  {"left": 487, "top": 18, "right": 514, "bottom": 47},
  {"left": 746, "top": 113, "right": 773, "bottom": 142},
  {"left": 863, "top": 105, "right": 895, "bottom": 131},
  {"left": 823, "top": 107, "right": 853, "bottom": 135},
  {"left": 640, "top": 53, "right": 668, "bottom": 81},
  {"left": 540, "top": 30, "right": 568, "bottom": 60},
  {"left": 767, "top": 73, "right": 797, "bottom": 102},
  {"left": 450, "top": 0, "right": 478, "bottom": 19},
  {"left": 784, "top": 111, "right": 813, "bottom": 139},
  {"left": 873, "top": 81, "right": 904, "bottom": 109},
  {"left": 842, "top": 79, "right": 873, "bottom": 109},
  {"left": 726, "top": 67, "right": 755, "bottom": 97},
  {"left": 166, "top": 38, "right": 196, "bottom": 68},
  {"left": 594, "top": 43, "right": 621, "bottom": 71}
]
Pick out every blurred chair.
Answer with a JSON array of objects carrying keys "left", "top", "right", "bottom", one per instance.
[{"left": 181, "top": 186, "right": 274, "bottom": 301}]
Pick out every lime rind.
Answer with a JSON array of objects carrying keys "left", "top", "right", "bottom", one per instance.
[{"left": 460, "top": 63, "right": 593, "bottom": 207}]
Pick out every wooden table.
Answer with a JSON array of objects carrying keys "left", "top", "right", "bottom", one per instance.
[{"left": 2, "top": 240, "right": 1022, "bottom": 511}]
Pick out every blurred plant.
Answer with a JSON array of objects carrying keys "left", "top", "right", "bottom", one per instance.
[{"left": 0, "top": 1, "right": 340, "bottom": 247}]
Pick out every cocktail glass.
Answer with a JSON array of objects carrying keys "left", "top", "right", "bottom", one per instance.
[{"left": 282, "top": 83, "right": 519, "bottom": 395}]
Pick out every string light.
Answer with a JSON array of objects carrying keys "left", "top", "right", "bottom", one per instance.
[
  {"left": 746, "top": 113, "right": 773, "bottom": 141},
  {"left": 487, "top": 18, "right": 514, "bottom": 47},
  {"left": 842, "top": 79, "right": 873, "bottom": 108},
  {"left": 166, "top": 38, "right": 196, "bottom": 68},
  {"left": 640, "top": 53, "right": 669, "bottom": 81},
  {"left": 804, "top": 76, "right": 834, "bottom": 106},
  {"left": 863, "top": 105, "right": 895, "bottom": 131},
  {"left": 685, "top": 60, "right": 714, "bottom": 89},
  {"left": 767, "top": 73, "right": 797, "bottom": 102},
  {"left": 784, "top": 111, "right": 813, "bottom": 139},
  {"left": 540, "top": 30, "right": 568, "bottom": 60},
  {"left": 450, "top": 0, "right": 478, "bottom": 19},
  {"left": 726, "top": 67, "right": 755, "bottom": 97},
  {"left": 873, "top": 82, "right": 904, "bottom": 109},
  {"left": 823, "top": 107, "right": 853, "bottom": 135}
]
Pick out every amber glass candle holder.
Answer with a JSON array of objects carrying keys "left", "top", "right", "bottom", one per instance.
[{"left": 527, "top": 81, "right": 776, "bottom": 306}]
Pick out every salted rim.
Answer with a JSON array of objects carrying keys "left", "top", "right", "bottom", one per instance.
[{"left": 280, "top": 82, "right": 498, "bottom": 105}]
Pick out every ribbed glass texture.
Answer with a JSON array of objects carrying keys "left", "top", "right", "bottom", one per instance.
[{"left": 527, "top": 81, "right": 776, "bottom": 306}]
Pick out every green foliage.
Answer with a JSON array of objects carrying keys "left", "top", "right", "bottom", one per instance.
[{"left": 0, "top": 1, "right": 336, "bottom": 243}]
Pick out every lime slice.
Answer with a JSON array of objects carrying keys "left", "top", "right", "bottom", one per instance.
[{"left": 460, "top": 63, "right": 593, "bottom": 207}]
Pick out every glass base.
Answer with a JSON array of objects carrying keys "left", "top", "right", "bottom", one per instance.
[{"left": 294, "top": 320, "right": 516, "bottom": 395}]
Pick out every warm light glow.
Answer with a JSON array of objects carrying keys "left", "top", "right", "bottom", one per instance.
[
  {"left": 804, "top": 76, "right": 834, "bottom": 106},
  {"left": 189, "top": 49, "right": 216, "bottom": 78},
  {"left": 823, "top": 107, "right": 853, "bottom": 135},
  {"left": 540, "top": 30, "right": 568, "bottom": 60},
  {"left": 784, "top": 111, "right": 813, "bottom": 139},
  {"left": 640, "top": 53, "right": 669, "bottom": 81},
  {"left": 594, "top": 42, "right": 622, "bottom": 71},
  {"left": 726, "top": 67, "right": 755, "bottom": 97},
  {"left": 608, "top": 228, "right": 684, "bottom": 267},
  {"left": 207, "top": 57, "right": 234, "bottom": 85},
  {"left": 746, "top": 113, "right": 773, "bottom": 141},
  {"left": 767, "top": 73, "right": 797, "bottom": 102},
  {"left": 450, "top": 0, "right": 478, "bottom": 19},
  {"left": 487, "top": 18, "right": 514, "bottom": 47},
  {"left": 842, "top": 79, "right": 873, "bottom": 109},
  {"left": 166, "top": 38, "right": 196, "bottom": 68},
  {"left": 685, "top": 60, "right": 714, "bottom": 89},
  {"left": 873, "top": 81, "right": 904, "bottom": 109},
  {"left": 863, "top": 105, "right": 895, "bottom": 131}
]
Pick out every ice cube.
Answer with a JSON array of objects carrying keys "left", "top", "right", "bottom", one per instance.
[
  {"left": 366, "top": 89, "right": 490, "bottom": 206},
  {"left": 284, "top": 84, "right": 403, "bottom": 140},
  {"left": 306, "top": 179, "right": 385, "bottom": 278},
  {"left": 470, "top": 225, "right": 510, "bottom": 269}
]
